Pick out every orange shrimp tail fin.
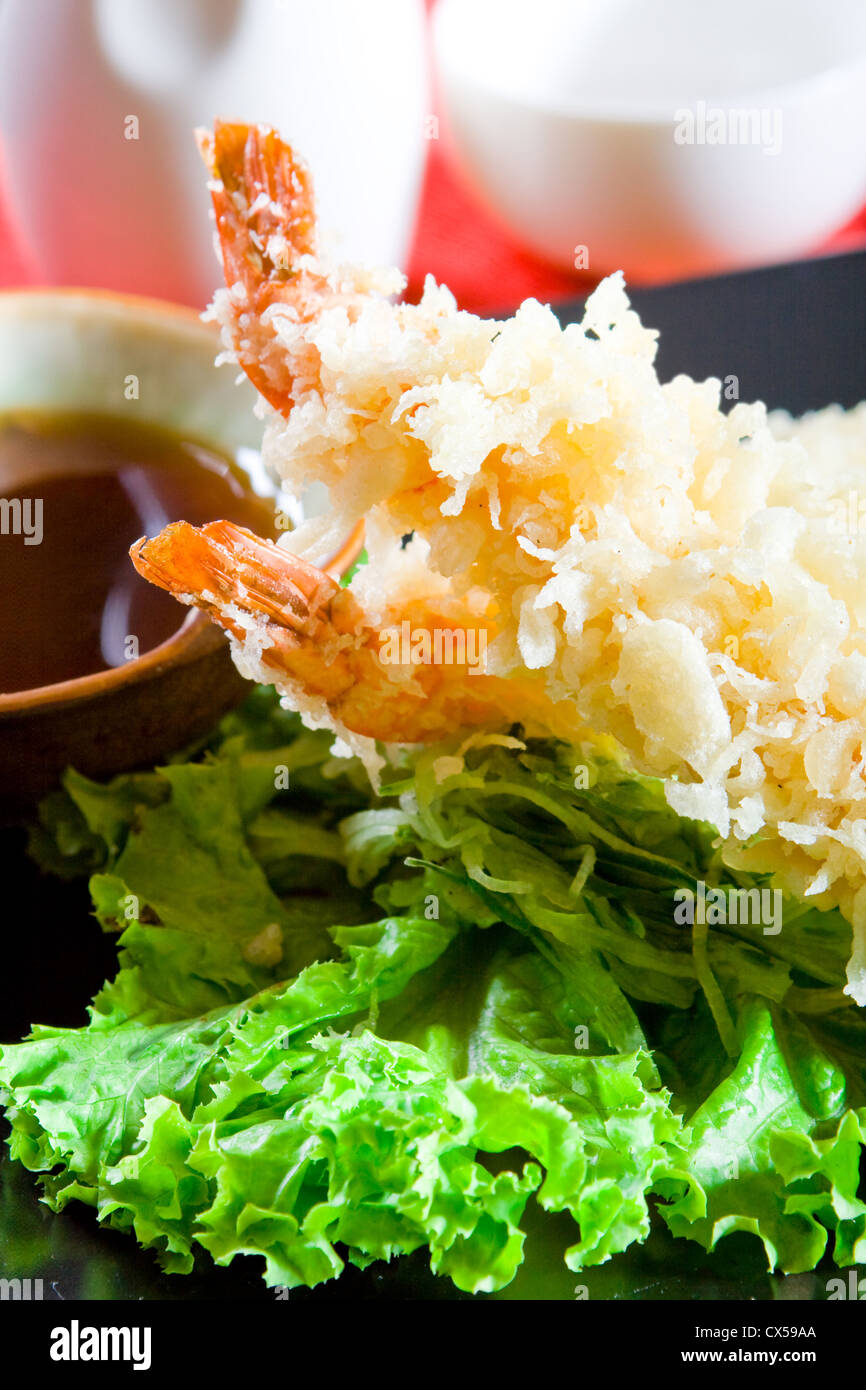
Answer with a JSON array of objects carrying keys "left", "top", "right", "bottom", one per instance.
[
  {"left": 196, "top": 120, "right": 317, "bottom": 301},
  {"left": 130, "top": 521, "right": 511, "bottom": 744},
  {"left": 196, "top": 121, "right": 325, "bottom": 415},
  {"left": 130, "top": 519, "right": 369, "bottom": 718},
  {"left": 130, "top": 521, "right": 339, "bottom": 639}
]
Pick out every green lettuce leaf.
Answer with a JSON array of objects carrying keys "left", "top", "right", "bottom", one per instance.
[
  {"left": 4, "top": 688, "right": 866, "bottom": 1295},
  {"left": 661, "top": 997, "right": 866, "bottom": 1272},
  {"left": 0, "top": 907, "right": 689, "bottom": 1291}
]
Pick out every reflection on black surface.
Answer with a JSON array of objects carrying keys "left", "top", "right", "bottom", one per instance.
[
  {"left": 0, "top": 1122, "right": 830, "bottom": 1301},
  {"left": 557, "top": 250, "right": 866, "bottom": 416},
  {"left": 0, "top": 1119, "right": 470, "bottom": 1301}
]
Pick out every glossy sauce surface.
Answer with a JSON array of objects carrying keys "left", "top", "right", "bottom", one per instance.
[{"left": 0, "top": 412, "right": 275, "bottom": 694}]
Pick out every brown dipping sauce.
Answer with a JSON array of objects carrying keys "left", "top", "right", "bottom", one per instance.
[{"left": 0, "top": 412, "right": 276, "bottom": 695}]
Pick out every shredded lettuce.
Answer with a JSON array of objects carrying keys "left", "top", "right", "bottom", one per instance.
[{"left": 2, "top": 687, "right": 864, "bottom": 1294}]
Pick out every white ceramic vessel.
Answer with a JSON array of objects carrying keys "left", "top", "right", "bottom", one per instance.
[
  {"left": 434, "top": 0, "right": 866, "bottom": 280},
  {"left": 0, "top": 0, "right": 428, "bottom": 303}
]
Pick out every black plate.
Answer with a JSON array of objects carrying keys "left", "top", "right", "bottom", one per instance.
[
  {"left": 558, "top": 248, "right": 866, "bottom": 413},
  {"left": 2, "top": 250, "right": 864, "bottom": 1301}
]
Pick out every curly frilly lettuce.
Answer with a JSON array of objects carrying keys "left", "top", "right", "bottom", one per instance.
[{"left": 3, "top": 689, "right": 865, "bottom": 1293}]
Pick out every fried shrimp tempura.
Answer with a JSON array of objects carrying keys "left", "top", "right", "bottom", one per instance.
[{"left": 132, "top": 121, "right": 866, "bottom": 1002}]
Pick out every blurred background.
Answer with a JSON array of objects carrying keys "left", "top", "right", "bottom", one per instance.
[{"left": 0, "top": 0, "right": 865, "bottom": 315}]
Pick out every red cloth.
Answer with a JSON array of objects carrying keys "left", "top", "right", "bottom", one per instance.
[
  {"left": 404, "top": 138, "right": 590, "bottom": 313},
  {"left": 0, "top": 144, "right": 37, "bottom": 287}
]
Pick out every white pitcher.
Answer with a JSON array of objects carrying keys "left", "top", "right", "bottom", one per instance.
[{"left": 0, "top": 0, "right": 428, "bottom": 304}]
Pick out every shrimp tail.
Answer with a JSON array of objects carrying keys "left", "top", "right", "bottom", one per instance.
[
  {"left": 196, "top": 121, "right": 328, "bottom": 414},
  {"left": 196, "top": 121, "right": 316, "bottom": 301},
  {"left": 130, "top": 522, "right": 365, "bottom": 704},
  {"left": 131, "top": 521, "right": 334, "bottom": 633},
  {"left": 130, "top": 522, "right": 507, "bottom": 744}
]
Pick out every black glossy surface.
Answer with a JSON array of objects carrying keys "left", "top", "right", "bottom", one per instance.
[{"left": 557, "top": 249, "right": 866, "bottom": 415}]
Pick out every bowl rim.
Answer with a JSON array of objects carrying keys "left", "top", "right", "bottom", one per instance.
[
  {"left": 0, "top": 284, "right": 208, "bottom": 327},
  {"left": 433, "top": 0, "right": 866, "bottom": 125},
  {"left": 0, "top": 286, "right": 246, "bottom": 717},
  {"left": 0, "top": 609, "right": 219, "bottom": 717}
]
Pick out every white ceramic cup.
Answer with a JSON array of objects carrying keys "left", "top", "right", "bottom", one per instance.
[
  {"left": 434, "top": 0, "right": 866, "bottom": 280},
  {"left": 0, "top": 0, "right": 428, "bottom": 304}
]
